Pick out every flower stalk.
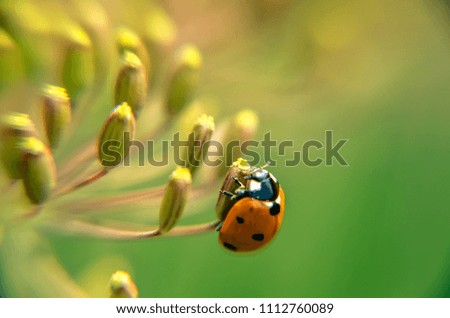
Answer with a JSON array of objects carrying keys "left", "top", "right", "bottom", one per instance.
[{"left": 54, "top": 102, "right": 136, "bottom": 196}]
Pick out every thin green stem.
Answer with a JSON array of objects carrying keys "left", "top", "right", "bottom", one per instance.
[
  {"left": 0, "top": 179, "right": 17, "bottom": 195},
  {"left": 62, "top": 185, "right": 166, "bottom": 213},
  {"left": 54, "top": 168, "right": 109, "bottom": 197},
  {"left": 51, "top": 219, "right": 220, "bottom": 240},
  {"left": 21, "top": 205, "right": 44, "bottom": 219},
  {"left": 58, "top": 116, "right": 171, "bottom": 182},
  {"left": 57, "top": 142, "right": 96, "bottom": 181},
  {"left": 61, "top": 179, "right": 216, "bottom": 214}
]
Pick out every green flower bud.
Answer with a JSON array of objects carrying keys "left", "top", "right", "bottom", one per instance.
[
  {"left": 41, "top": 85, "right": 72, "bottom": 149},
  {"left": 0, "top": 2, "right": 50, "bottom": 78},
  {"left": 165, "top": 44, "right": 202, "bottom": 116},
  {"left": 62, "top": 28, "right": 94, "bottom": 105},
  {"left": 216, "top": 158, "right": 252, "bottom": 220},
  {"left": 116, "top": 27, "right": 151, "bottom": 81},
  {"left": 159, "top": 167, "right": 192, "bottom": 234},
  {"left": 109, "top": 270, "right": 138, "bottom": 298},
  {"left": 220, "top": 109, "right": 259, "bottom": 175},
  {"left": 144, "top": 6, "right": 177, "bottom": 47},
  {"left": 98, "top": 102, "right": 136, "bottom": 169},
  {"left": 143, "top": 6, "right": 177, "bottom": 86},
  {"left": 21, "top": 137, "right": 56, "bottom": 204},
  {"left": 182, "top": 114, "right": 215, "bottom": 176},
  {"left": 114, "top": 51, "right": 148, "bottom": 118},
  {"left": 0, "top": 113, "right": 37, "bottom": 179}
]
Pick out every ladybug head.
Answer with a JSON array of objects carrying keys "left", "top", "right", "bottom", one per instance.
[{"left": 245, "top": 165, "right": 270, "bottom": 182}]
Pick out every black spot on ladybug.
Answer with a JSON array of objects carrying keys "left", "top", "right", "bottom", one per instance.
[
  {"left": 252, "top": 233, "right": 264, "bottom": 241},
  {"left": 236, "top": 217, "right": 244, "bottom": 224},
  {"left": 269, "top": 203, "right": 280, "bottom": 216},
  {"left": 249, "top": 206, "right": 254, "bottom": 212},
  {"left": 223, "top": 242, "right": 237, "bottom": 251}
]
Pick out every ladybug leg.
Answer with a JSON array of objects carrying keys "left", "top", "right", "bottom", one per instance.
[
  {"left": 231, "top": 176, "right": 244, "bottom": 187},
  {"left": 220, "top": 189, "right": 243, "bottom": 201},
  {"left": 234, "top": 188, "right": 252, "bottom": 201},
  {"left": 215, "top": 221, "right": 223, "bottom": 232},
  {"left": 220, "top": 190, "right": 234, "bottom": 197}
]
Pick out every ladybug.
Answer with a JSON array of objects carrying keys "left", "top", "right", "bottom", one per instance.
[{"left": 218, "top": 165, "right": 285, "bottom": 252}]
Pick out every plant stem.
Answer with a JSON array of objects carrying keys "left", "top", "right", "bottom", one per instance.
[
  {"left": 58, "top": 118, "right": 171, "bottom": 182},
  {"left": 1, "top": 179, "right": 17, "bottom": 190},
  {"left": 62, "top": 185, "right": 166, "bottom": 213},
  {"left": 57, "top": 142, "right": 96, "bottom": 180},
  {"left": 54, "top": 169, "right": 109, "bottom": 197},
  {"left": 21, "top": 205, "right": 44, "bottom": 219},
  {"left": 51, "top": 219, "right": 220, "bottom": 240},
  {"left": 61, "top": 179, "right": 216, "bottom": 214}
]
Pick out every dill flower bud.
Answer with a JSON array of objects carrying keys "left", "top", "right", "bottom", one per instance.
[
  {"left": 116, "top": 27, "right": 151, "bottom": 80},
  {"left": 62, "top": 28, "right": 94, "bottom": 105},
  {"left": 165, "top": 44, "right": 202, "bottom": 116},
  {"left": 114, "top": 51, "right": 148, "bottom": 118},
  {"left": 41, "top": 85, "right": 72, "bottom": 149},
  {"left": 109, "top": 270, "right": 138, "bottom": 298},
  {"left": 233, "top": 109, "right": 259, "bottom": 141},
  {"left": 0, "top": 113, "right": 37, "bottom": 179},
  {"left": 159, "top": 167, "right": 192, "bottom": 234},
  {"left": 144, "top": 6, "right": 177, "bottom": 48},
  {"left": 143, "top": 6, "right": 177, "bottom": 85},
  {"left": 216, "top": 158, "right": 252, "bottom": 221},
  {"left": 21, "top": 137, "right": 56, "bottom": 204},
  {"left": 220, "top": 109, "right": 259, "bottom": 175},
  {"left": 182, "top": 114, "right": 215, "bottom": 176},
  {"left": 98, "top": 102, "right": 136, "bottom": 169}
]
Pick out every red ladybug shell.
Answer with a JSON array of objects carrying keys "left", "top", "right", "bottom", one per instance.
[{"left": 218, "top": 187, "right": 285, "bottom": 252}]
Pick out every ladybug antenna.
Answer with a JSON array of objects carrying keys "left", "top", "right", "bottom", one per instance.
[{"left": 260, "top": 161, "right": 271, "bottom": 170}]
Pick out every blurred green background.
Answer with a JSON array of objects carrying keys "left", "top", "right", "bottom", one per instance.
[{"left": 0, "top": 0, "right": 449, "bottom": 297}]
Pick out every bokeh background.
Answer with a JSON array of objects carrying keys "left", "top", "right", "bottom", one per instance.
[{"left": 0, "top": 0, "right": 449, "bottom": 297}]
